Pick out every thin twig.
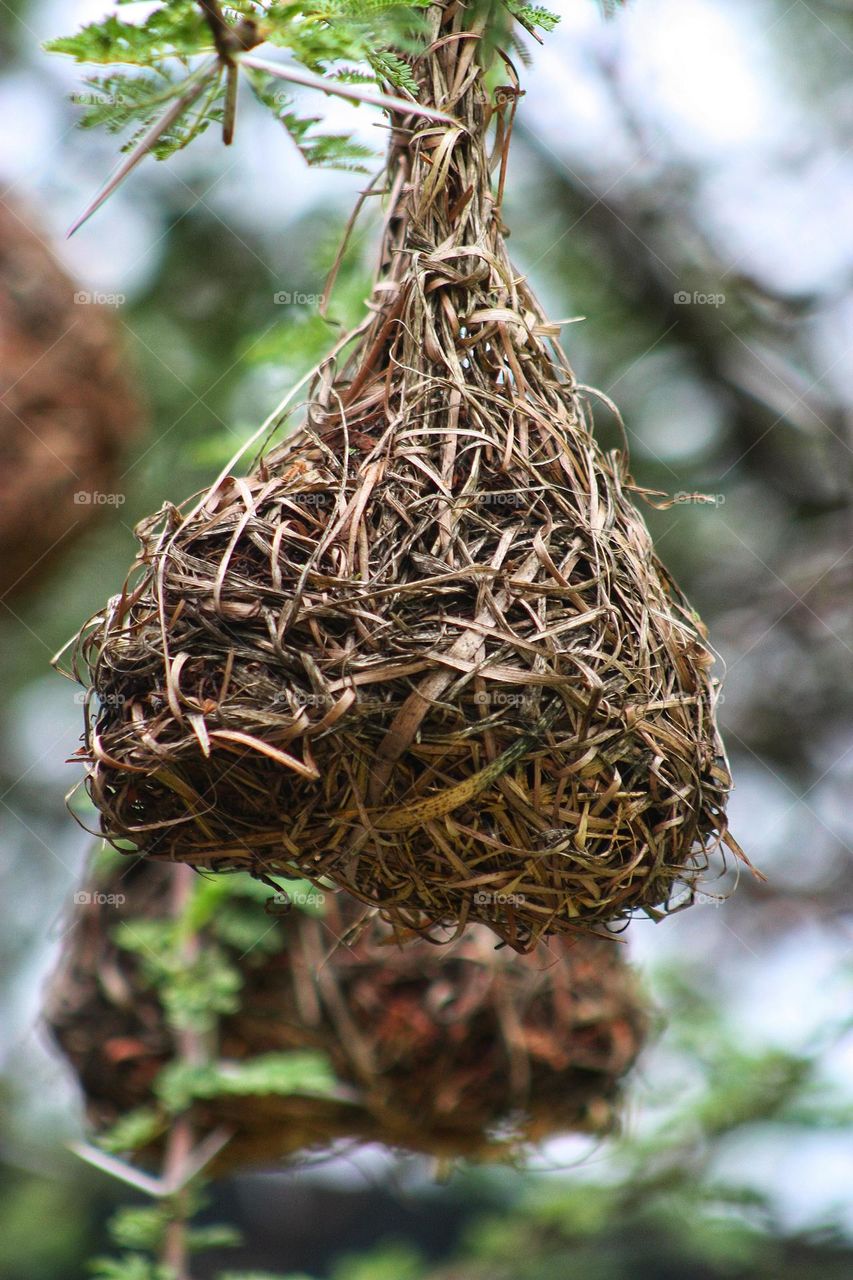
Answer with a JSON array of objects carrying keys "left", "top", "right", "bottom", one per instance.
[
  {"left": 160, "top": 864, "right": 206, "bottom": 1280},
  {"left": 241, "top": 54, "right": 458, "bottom": 124},
  {"left": 67, "top": 60, "right": 217, "bottom": 236},
  {"left": 197, "top": 0, "right": 234, "bottom": 62}
]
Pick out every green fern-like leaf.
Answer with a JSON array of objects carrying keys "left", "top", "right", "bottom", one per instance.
[
  {"left": 367, "top": 49, "right": 419, "bottom": 95},
  {"left": 248, "top": 71, "right": 374, "bottom": 170},
  {"left": 95, "top": 1107, "right": 166, "bottom": 1157},
  {"left": 503, "top": 2, "right": 561, "bottom": 32},
  {"left": 88, "top": 1255, "right": 170, "bottom": 1280},
  {"left": 66, "top": 63, "right": 225, "bottom": 162},
  {"left": 71, "top": 70, "right": 187, "bottom": 133},
  {"left": 146, "top": 79, "right": 224, "bottom": 159},
  {"left": 45, "top": 3, "right": 206, "bottom": 67},
  {"left": 155, "top": 1051, "right": 336, "bottom": 1111},
  {"left": 185, "top": 1224, "right": 243, "bottom": 1253},
  {"left": 107, "top": 1207, "right": 168, "bottom": 1254}
]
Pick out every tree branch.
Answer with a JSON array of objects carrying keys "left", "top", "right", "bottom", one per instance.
[
  {"left": 197, "top": 0, "right": 235, "bottom": 62},
  {"left": 160, "top": 863, "right": 206, "bottom": 1280},
  {"left": 197, "top": 0, "right": 262, "bottom": 62}
]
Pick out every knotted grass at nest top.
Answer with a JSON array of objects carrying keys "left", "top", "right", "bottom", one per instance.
[{"left": 60, "top": 1, "right": 751, "bottom": 952}]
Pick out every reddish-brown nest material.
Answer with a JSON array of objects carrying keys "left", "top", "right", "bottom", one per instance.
[
  {"left": 0, "top": 198, "right": 139, "bottom": 599},
  {"left": 61, "top": 2, "right": 746, "bottom": 951},
  {"left": 45, "top": 860, "right": 649, "bottom": 1172}
]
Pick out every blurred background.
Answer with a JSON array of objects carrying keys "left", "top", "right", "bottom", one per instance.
[{"left": 1, "top": 0, "right": 851, "bottom": 1276}]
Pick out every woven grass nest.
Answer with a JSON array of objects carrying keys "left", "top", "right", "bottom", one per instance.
[
  {"left": 45, "top": 860, "right": 649, "bottom": 1172},
  {"left": 0, "top": 197, "right": 139, "bottom": 600},
  {"left": 63, "top": 3, "right": 744, "bottom": 952}
]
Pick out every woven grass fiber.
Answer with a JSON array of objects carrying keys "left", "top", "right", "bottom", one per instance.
[
  {"left": 45, "top": 859, "right": 649, "bottom": 1172},
  {"left": 61, "top": 1, "right": 746, "bottom": 952}
]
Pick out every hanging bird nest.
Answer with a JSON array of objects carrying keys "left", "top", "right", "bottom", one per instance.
[
  {"left": 45, "top": 859, "right": 649, "bottom": 1173},
  {"left": 0, "top": 197, "right": 140, "bottom": 600},
  {"left": 61, "top": 1, "right": 745, "bottom": 952}
]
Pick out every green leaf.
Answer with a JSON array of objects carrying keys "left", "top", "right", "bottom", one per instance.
[
  {"left": 262, "top": 2, "right": 430, "bottom": 72},
  {"left": 113, "top": 919, "right": 242, "bottom": 1033},
  {"left": 113, "top": 918, "right": 177, "bottom": 963},
  {"left": 225, "top": 872, "right": 328, "bottom": 918},
  {"left": 196, "top": 872, "right": 327, "bottom": 953},
  {"left": 504, "top": 2, "right": 561, "bottom": 32},
  {"left": 96, "top": 1108, "right": 166, "bottom": 1156},
  {"left": 160, "top": 947, "right": 243, "bottom": 1034},
  {"left": 71, "top": 71, "right": 183, "bottom": 132},
  {"left": 183, "top": 872, "right": 241, "bottom": 930},
  {"left": 155, "top": 1051, "right": 336, "bottom": 1112},
  {"left": 213, "top": 899, "right": 286, "bottom": 955},
  {"left": 186, "top": 1223, "right": 242, "bottom": 1252},
  {"left": 247, "top": 72, "right": 375, "bottom": 171},
  {"left": 332, "top": 1241, "right": 424, "bottom": 1280},
  {"left": 367, "top": 50, "right": 419, "bottom": 96},
  {"left": 219, "top": 1272, "right": 298, "bottom": 1280},
  {"left": 108, "top": 1206, "right": 167, "bottom": 1253},
  {"left": 140, "top": 76, "right": 224, "bottom": 161},
  {"left": 88, "top": 1254, "right": 173, "bottom": 1280},
  {"left": 45, "top": 4, "right": 206, "bottom": 67}
]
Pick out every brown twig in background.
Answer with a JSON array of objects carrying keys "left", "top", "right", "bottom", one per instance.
[{"left": 160, "top": 864, "right": 205, "bottom": 1280}]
